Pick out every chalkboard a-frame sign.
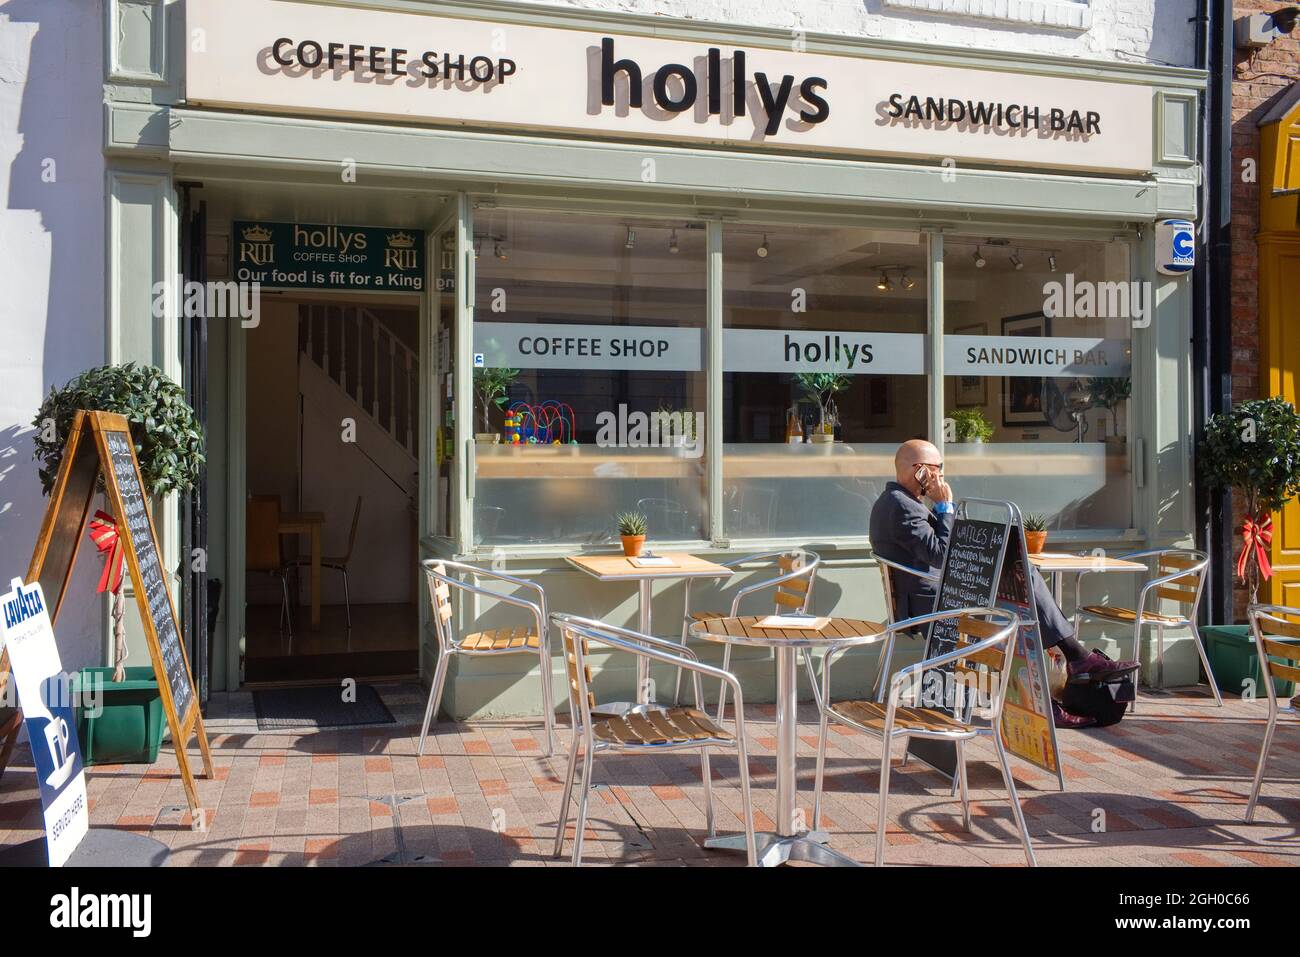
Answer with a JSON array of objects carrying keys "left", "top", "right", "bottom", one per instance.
[{"left": 3, "top": 410, "right": 213, "bottom": 823}]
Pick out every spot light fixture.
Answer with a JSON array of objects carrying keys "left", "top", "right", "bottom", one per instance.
[
  {"left": 1009, "top": 250, "right": 1024, "bottom": 270},
  {"left": 624, "top": 227, "right": 636, "bottom": 250},
  {"left": 668, "top": 229, "right": 679, "bottom": 254},
  {"left": 973, "top": 246, "right": 986, "bottom": 268},
  {"left": 757, "top": 234, "right": 770, "bottom": 258},
  {"left": 1048, "top": 251, "right": 1058, "bottom": 273}
]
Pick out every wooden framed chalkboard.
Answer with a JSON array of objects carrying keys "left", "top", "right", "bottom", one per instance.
[
  {"left": 3, "top": 410, "right": 212, "bottom": 823},
  {"left": 909, "top": 499, "right": 1063, "bottom": 790}
]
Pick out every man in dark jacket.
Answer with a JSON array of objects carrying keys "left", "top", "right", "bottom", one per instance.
[{"left": 870, "top": 439, "right": 1138, "bottom": 728}]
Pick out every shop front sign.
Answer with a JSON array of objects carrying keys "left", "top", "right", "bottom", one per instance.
[
  {"left": 188, "top": 0, "right": 1155, "bottom": 174},
  {"left": 233, "top": 220, "right": 425, "bottom": 291}
]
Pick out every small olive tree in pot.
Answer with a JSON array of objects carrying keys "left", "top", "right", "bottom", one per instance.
[
  {"left": 1200, "top": 397, "right": 1300, "bottom": 605},
  {"left": 33, "top": 363, "right": 205, "bottom": 680}
]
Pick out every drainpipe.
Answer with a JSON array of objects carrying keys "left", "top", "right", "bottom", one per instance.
[{"left": 1192, "top": 0, "right": 1235, "bottom": 624}]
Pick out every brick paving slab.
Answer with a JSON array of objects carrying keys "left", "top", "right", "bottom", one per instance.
[{"left": 2, "top": 683, "right": 1298, "bottom": 866}]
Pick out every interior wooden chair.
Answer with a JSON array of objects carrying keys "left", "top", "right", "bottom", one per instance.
[
  {"left": 417, "top": 559, "right": 554, "bottom": 757},
  {"left": 673, "top": 549, "right": 820, "bottom": 719},
  {"left": 1074, "top": 548, "right": 1221, "bottom": 708},
  {"left": 246, "top": 494, "right": 293, "bottom": 638},
  {"left": 288, "top": 496, "right": 362, "bottom": 628},
  {"left": 810, "top": 606, "right": 1035, "bottom": 867},
  {"left": 1245, "top": 604, "right": 1300, "bottom": 822},
  {"left": 550, "top": 612, "right": 756, "bottom": 866}
]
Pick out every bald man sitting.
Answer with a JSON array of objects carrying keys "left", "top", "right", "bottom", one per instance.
[{"left": 869, "top": 439, "right": 1138, "bottom": 729}]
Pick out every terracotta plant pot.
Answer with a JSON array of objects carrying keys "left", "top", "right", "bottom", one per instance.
[
  {"left": 621, "top": 534, "right": 645, "bottom": 557},
  {"left": 1024, "top": 530, "right": 1048, "bottom": 554}
]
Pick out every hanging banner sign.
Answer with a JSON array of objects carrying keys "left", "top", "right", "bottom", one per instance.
[
  {"left": 0, "top": 579, "right": 88, "bottom": 867},
  {"left": 186, "top": 0, "right": 1155, "bottom": 174},
  {"left": 233, "top": 220, "right": 424, "bottom": 291},
  {"left": 945, "top": 335, "right": 1131, "bottom": 377}
]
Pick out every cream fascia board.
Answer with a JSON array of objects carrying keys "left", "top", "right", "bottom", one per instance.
[{"left": 298, "top": 0, "right": 1204, "bottom": 90}]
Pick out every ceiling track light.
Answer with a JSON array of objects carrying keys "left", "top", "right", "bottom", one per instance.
[
  {"left": 902, "top": 269, "right": 917, "bottom": 290},
  {"left": 1048, "top": 252, "right": 1058, "bottom": 273},
  {"left": 668, "top": 228, "right": 679, "bottom": 254},
  {"left": 1009, "top": 250, "right": 1024, "bottom": 270},
  {"left": 877, "top": 271, "right": 891, "bottom": 291},
  {"left": 757, "top": 234, "right": 770, "bottom": 258},
  {"left": 624, "top": 227, "right": 635, "bottom": 250},
  {"left": 973, "top": 246, "right": 986, "bottom": 268},
  {"left": 494, "top": 242, "right": 508, "bottom": 261}
]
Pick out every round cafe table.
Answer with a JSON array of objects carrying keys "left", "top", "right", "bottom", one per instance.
[{"left": 689, "top": 614, "right": 885, "bottom": 867}]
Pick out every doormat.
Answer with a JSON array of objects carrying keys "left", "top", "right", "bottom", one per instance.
[{"left": 252, "top": 683, "right": 397, "bottom": 731}]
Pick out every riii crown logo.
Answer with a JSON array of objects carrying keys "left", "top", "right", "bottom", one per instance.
[
  {"left": 387, "top": 231, "right": 416, "bottom": 249},
  {"left": 242, "top": 224, "right": 272, "bottom": 243}
]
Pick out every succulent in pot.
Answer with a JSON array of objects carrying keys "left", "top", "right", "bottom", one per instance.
[
  {"left": 1023, "top": 513, "right": 1049, "bottom": 554},
  {"left": 616, "top": 511, "right": 648, "bottom": 557}
]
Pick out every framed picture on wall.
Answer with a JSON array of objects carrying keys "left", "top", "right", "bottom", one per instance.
[
  {"left": 954, "top": 323, "right": 986, "bottom": 407},
  {"left": 1002, "top": 313, "right": 1051, "bottom": 427}
]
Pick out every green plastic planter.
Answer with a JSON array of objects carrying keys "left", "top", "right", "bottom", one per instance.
[
  {"left": 71, "top": 667, "right": 165, "bottom": 766},
  {"left": 1203, "top": 625, "right": 1296, "bottom": 699}
]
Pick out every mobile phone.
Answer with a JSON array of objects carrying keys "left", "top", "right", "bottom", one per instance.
[{"left": 914, "top": 465, "right": 929, "bottom": 491}]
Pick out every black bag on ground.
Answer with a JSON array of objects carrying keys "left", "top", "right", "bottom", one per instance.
[{"left": 1061, "top": 673, "right": 1135, "bottom": 727}]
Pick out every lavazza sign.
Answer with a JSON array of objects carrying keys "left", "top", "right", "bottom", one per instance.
[{"left": 186, "top": 0, "right": 1154, "bottom": 173}]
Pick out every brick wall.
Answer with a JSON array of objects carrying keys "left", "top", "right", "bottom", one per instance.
[{"left": 1229, "top": 0, "right": 1298, "bottom": 619}]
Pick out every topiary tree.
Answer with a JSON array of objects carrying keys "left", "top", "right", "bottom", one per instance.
[
  {"left": 1200, "top": 397, "right": 1300, "bottom": 605},
  {"left": 32, "top": 363, "right": 205, "bottom": 680}
]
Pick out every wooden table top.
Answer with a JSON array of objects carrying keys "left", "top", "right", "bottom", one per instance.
[
  {"left": 279, "top": 512, "right": 324, "bottom": 528},
  {"left": 689, "top": 614, "right": 886, "bottom": 649},
  {"left": 566, "top": 553, "right": 733, "bottom": 581},
  {"left": 1029, "top": 552, "right": 1146, "bottom": 573}
]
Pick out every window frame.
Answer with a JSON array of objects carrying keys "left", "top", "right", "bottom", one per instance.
[{"left": 454, "top": 198, "right": 1143, "bottom": 558}]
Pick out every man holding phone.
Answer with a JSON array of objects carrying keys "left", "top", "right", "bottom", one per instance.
[{"left": 869, "top": 439, "right": 1138, "bottom": 729}]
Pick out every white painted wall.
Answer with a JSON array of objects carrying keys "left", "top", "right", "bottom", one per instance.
[
  {"left": 0, "top": 0, "right": 106, "bottom": 673},
  {"left": 510, "top": 0, "right": 1199, "bottom": 67}
]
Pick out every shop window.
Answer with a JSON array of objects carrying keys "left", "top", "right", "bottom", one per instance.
[
  {"left": 722, "top": 225, "right": 928, "bottom": 540},
  {"left": 472, "top": 209, "right": 707, "bottom": 546},
  {"left": 941, "top": 235, "right": 1134, "bottom": 530}
]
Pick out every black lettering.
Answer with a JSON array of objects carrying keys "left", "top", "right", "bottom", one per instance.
[
  {"left": 887, "top": 92, "right": 904, "bottom": 117},
  {"left": 654, "top": 63, "right": 697, "bottom": 112},
  {"left": 733, "top": 50, "right": 746, "bottom": 116},
  {"left": 799, "top": 76, "right": 829, "bottom": 123},
  {"left": 707, "top": 48, "right": 721, "bottom": 114},
  {"left": 754, "top": 71, "right": 794, "bottom": 136},
  {"left": 297, "top": 40, "right": 323, "bottom": 68},
  {"left": 271, "top": 37, "right": 293, "bottom": 67},
  {"left": 600, "top": 37, "right": 642, "bottom": 108}
]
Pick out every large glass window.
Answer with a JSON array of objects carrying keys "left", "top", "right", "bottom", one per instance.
[
  {"left": 942, "top": 236, "right": 1134, "bottom": 529},
  {"left": 722, "top": 225, "right": 928, "bottom": 539},
  {"left": 472, "top": 209, "right": 707, "bottom": 545}
]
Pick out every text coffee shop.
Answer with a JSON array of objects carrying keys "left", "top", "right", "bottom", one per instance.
[{"left": 108, "top": 0, "right": 1206, "bottom": 710}]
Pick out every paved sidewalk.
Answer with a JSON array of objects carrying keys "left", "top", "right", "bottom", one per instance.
[{"left": 0, "top": 684, "right": 1296, "bottom": 866}]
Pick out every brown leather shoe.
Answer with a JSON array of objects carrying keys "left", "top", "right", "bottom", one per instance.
[
  {"left": 1053, "top": 700, "right": 1098, "bottom": 729},
  {"left": 1068, "top": 650, "right": 1139, "bottom": 683}
]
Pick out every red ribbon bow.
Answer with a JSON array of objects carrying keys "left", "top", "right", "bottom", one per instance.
[
  {"left": 1236, "top": 512, "right": 1274, "bottom": 581},
  {"left": 88, "top": 510, "right": 125, "bottom": 595}
]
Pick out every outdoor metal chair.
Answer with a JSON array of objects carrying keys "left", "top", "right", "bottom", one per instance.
[
  {"left": 874, "top": 555, "right": 941, "bottom": 701},
  {"left": 418, "top": 559, "right": 555, "bottom": 757},
  {"left": 1074, "top": 548, "right": 1221, "bottom": 708},
  {"left": 550, "top": 613, "right": 757, "bottom": 866},
  {"left": 810, "top": 606, "right": 1036, "bottom": 867},
  {"left": 674, "top": 550, "right": 820, "bottom": 720},
  {"left": 1245, "top": 604, "right": 1300, "bottom": 821}
]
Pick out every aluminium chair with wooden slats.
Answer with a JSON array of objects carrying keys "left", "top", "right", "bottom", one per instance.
[
  {"left": 1074, "top": 549, "right": 1221, "bottom": 708},
  {"left": 874, "top": 555, "right": 941, "bottom": 702},
  {"left": 417, "top": 559, "right": 555, "bottom": 757},
  {"left": 811, "top": 606, "right": 1035, "bottom": 867},
  {"left": 674, "top": 550, "right": 820, "bottom": 720},
  {"left": 1245, "top": 604, "right": 1300, "bottom": 822},
  {"left": 550, "top": 612, "right": 757, "bottom": 866}
]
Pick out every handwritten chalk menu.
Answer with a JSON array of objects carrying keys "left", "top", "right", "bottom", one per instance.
[
  {"left": 924, "top": 518, "right": 1009, "bottom": 666},
  {"left": 102, "top": 430, "right": 193, "bottom": 720},
  {"left": 17, "top": 410, "right": 213, "bottom": 823}
]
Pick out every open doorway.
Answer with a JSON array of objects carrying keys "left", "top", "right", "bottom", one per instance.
[{"left": 243, "top": 293, "right": 421, "bottom": 683}]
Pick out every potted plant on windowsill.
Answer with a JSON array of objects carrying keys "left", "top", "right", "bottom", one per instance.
[
  {"left": 794, "top": 372, "right": 849, "bottom": 445},
  {"left": 474, "top": 366, "right": 519, "bottom": 444},
  {"left": 1023, "top": 513, "right": 1049, "bottom": 554},
  {"left": 616, "top": 511, "right": 648, "bottom": 558},
  {"left": 1091, "top": 376, "right": 1131, "bottom": 447},
  {"left": 950, "top": 408, "right": 994, "bottom": 445},
  {"left": 32, "top": 363, "right": 204, "bottom": 765}
]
